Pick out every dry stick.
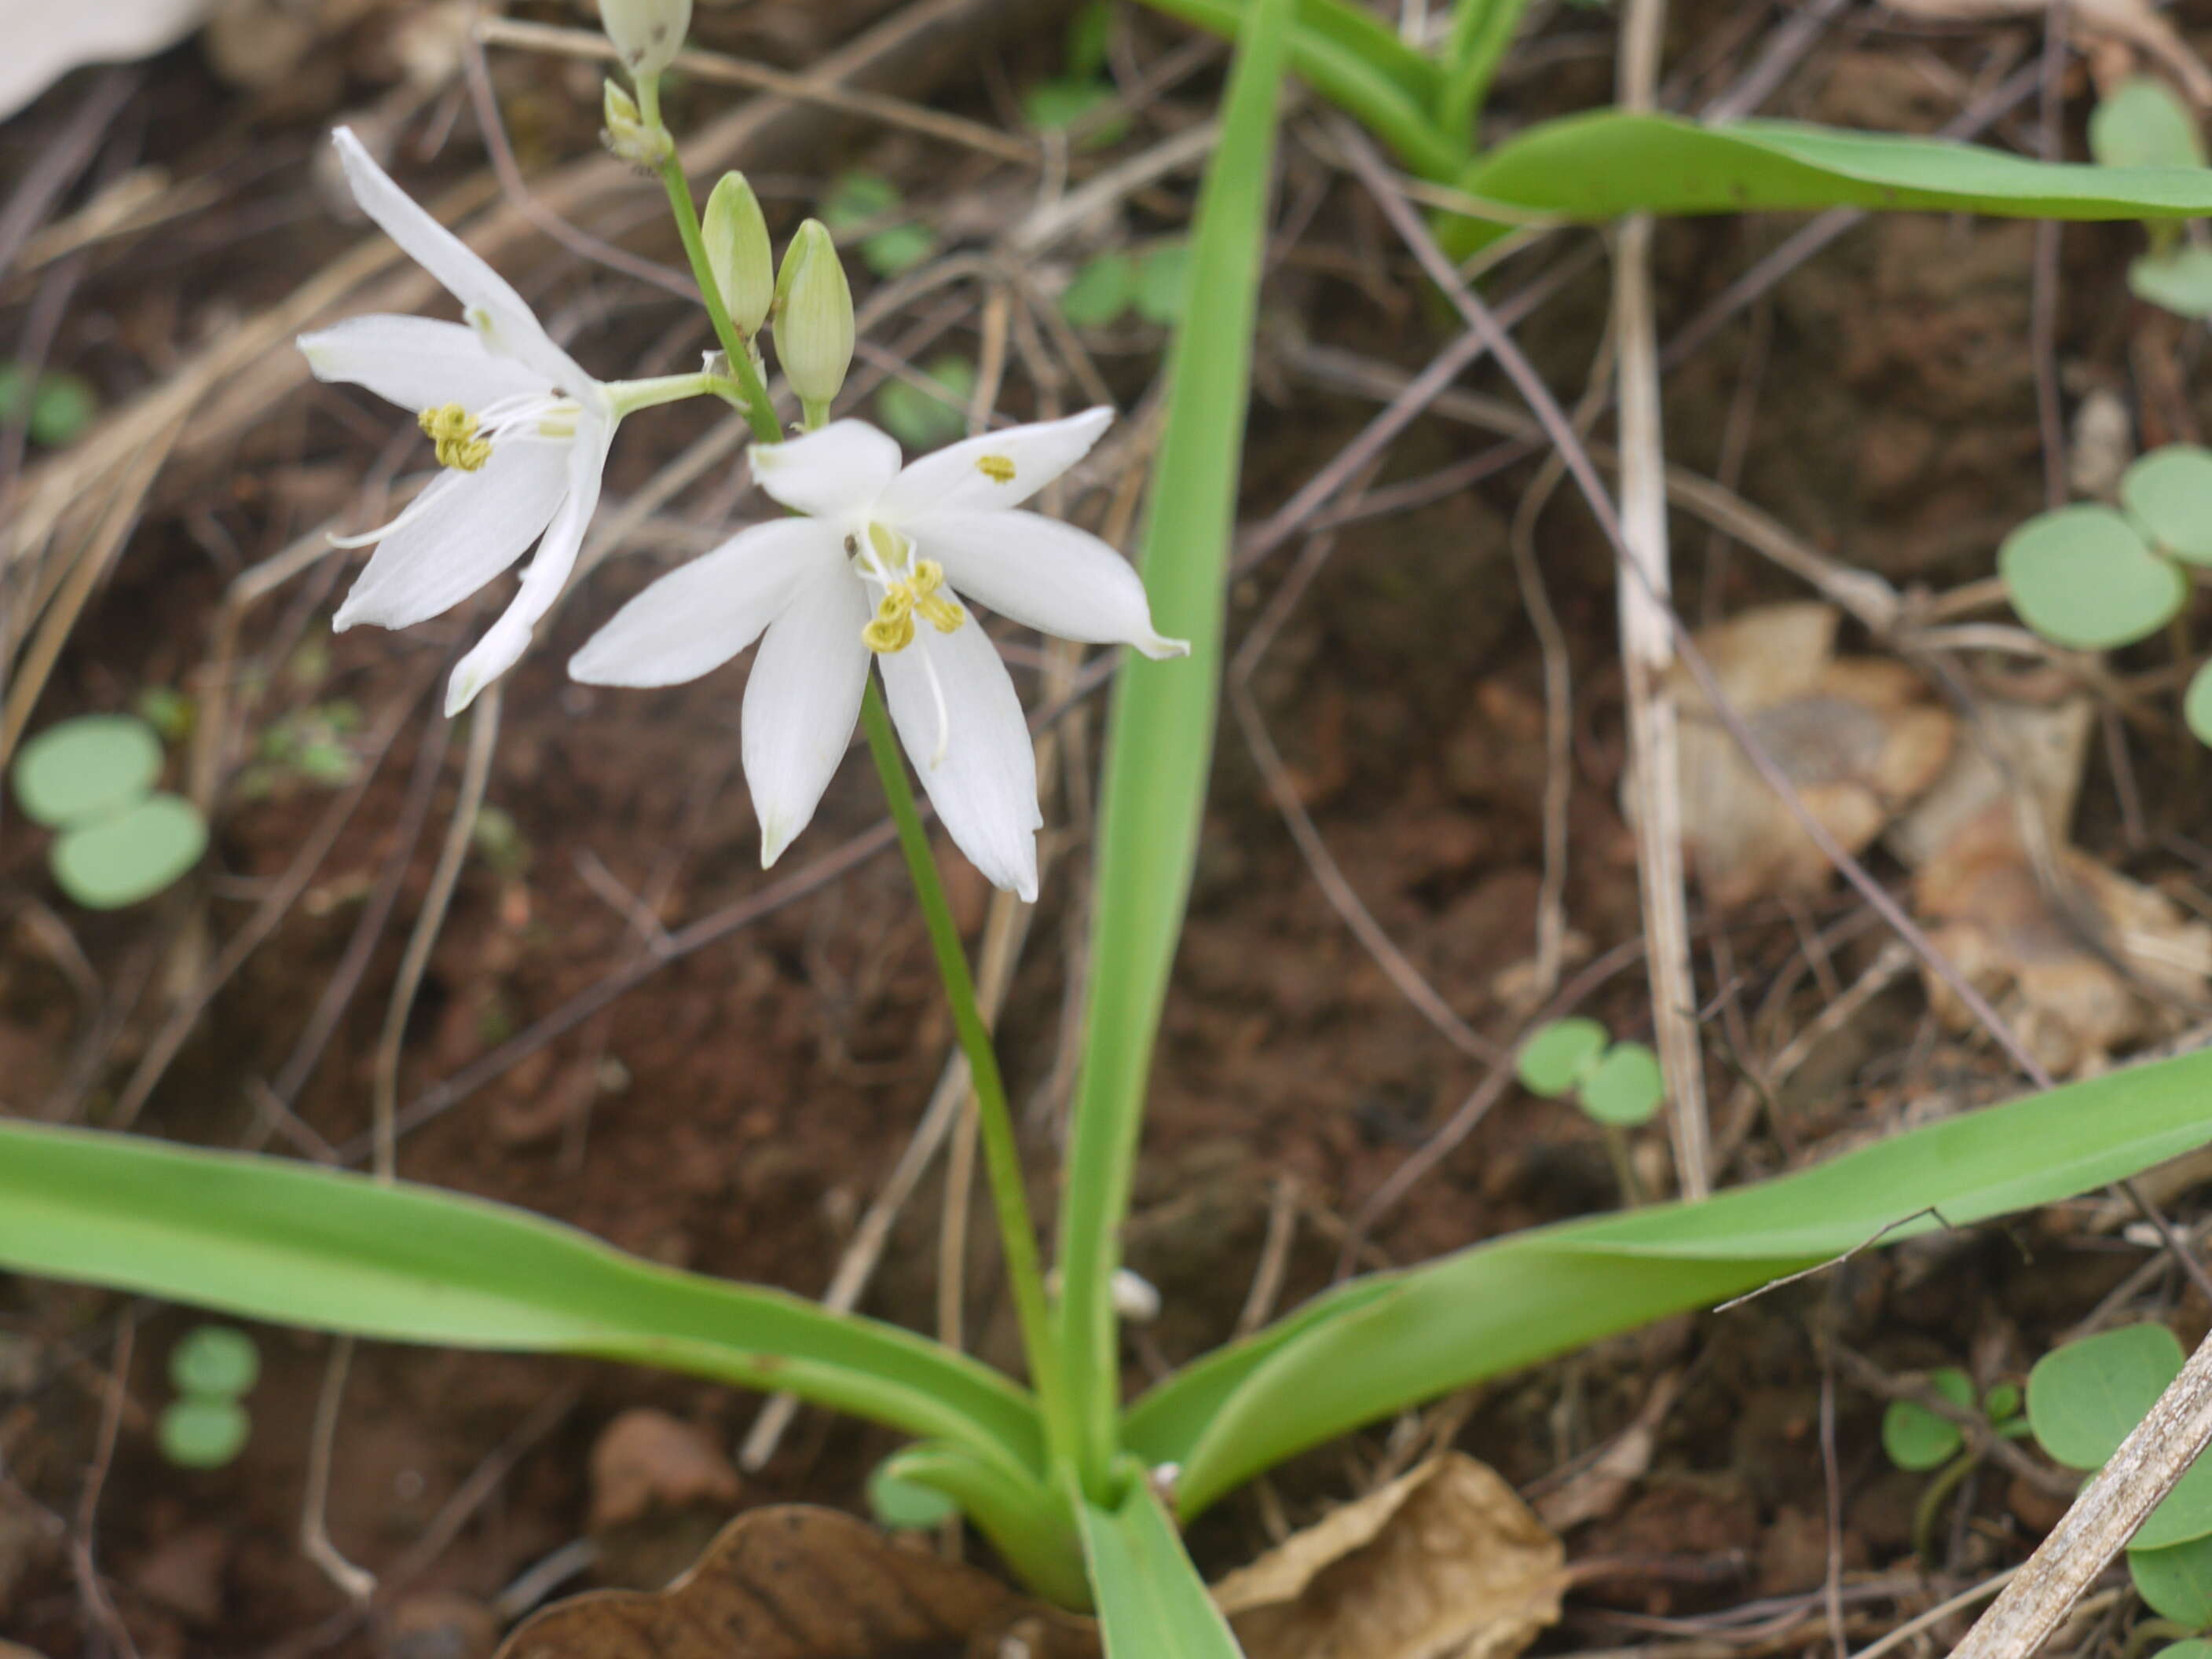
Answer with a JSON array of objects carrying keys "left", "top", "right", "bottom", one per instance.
[
  {"left": 1612, "top": 0, "right": 1708, "bottom": 1199},
  {"left": 301, "top": 686, "right": 504, "bottom": 1606},
  {"left": 1949, "top": 1346, "right": 2212, "bottom": 1659},
  {"left": 71, "top": 1310, "right": 139, "bottom": 1659}
]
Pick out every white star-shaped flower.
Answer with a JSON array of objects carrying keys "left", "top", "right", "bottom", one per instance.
[
  {"left": 297, "top": 128, "right": 616, "bottom": 716},
  {"left": 569, "top": 412, "right": 1187, "bottom": 899}
]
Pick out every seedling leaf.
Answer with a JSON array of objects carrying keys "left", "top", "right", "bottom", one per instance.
[
  {"left": 2133, "top": 1534, "right": 2212, "bottom": 1628},
  {"left": 2089, "top": 79, "right": 2207, "bottom": 171},
  {"left": 1062, "top": 254, "right": 1136, "bottom": 328},
  {"left": 1580, "top": 1042, "right": 1664, "bottom": 1126},
  {"left": 2187, "top": 661, "right": 2212, "bottom": 749},
  {"left": 1881, "top": 1367, "right": 1972, "bottom": 1471},
  {"left": 170, "top": 1324, "right": 261, "bottom": 1397},
  {"left": 2027, "top": 1322, "right": 2183, "bottom": 1469},
  {"left": 1135, "top": 244, "right": 1193, "bottom": 324},
  {"left": 1998, "top": 504, "right": 2185, "bottom": 650},
  {"left": 2122, "top": 445, "right": 2212, "bottom": 564},
  {"left": 49, "top": 793, "right": 207, "bottom": 909},
  {"left": 2132, "top": 247, "right": 2212, "bottom": 320},
  {"left": 1516, "top": 1018, "right": 1607, "bottom": 1097},
  {"left": 159, "top": 1397, "right": 251, "bottom": 1468},
  {"left": 13, "top": 713, "right": 162, "bottom": 828}
]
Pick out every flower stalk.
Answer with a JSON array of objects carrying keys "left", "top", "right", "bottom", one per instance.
[{"left": 860, "top": 682, "right": 1082, "bottom": 1479}]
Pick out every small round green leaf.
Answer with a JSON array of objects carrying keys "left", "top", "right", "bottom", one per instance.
[
  {"left": 169, "top": 1325, "right": 260, "bottom": 1399},
  {"left": 50, "top": 793, "right": 207, "bottom": 910},
  {"left": 13, "top": 713, "right": 163, "bottom": 829},
  {"left": 2151, "top": 1642, "right": 2212, "bottom": 1659},
  {"left": 1999, "top": 504, "right": 2185, "bottom": 650},
  {"left": 1516, "top": 1017, "right": 1608, "bottom": 1097},
  {"left": 2123, "top": 445, "right": 2212, "bottom": 564},
  {"left": 1982, "top": 1380, "right": 2023, "bottom": 1423},
  {"left": 867, "top": 1461, "right": 959, "bottom": 1529},
  {"left": 2089, "top": 79, "right": 2208, "bottom": 170},
  {"left": 28, "top": 372, "right": 98, "bottom": 447},
  {"left": 1061, "top": 253, "right": 1135, "bottom": 328},
  {"left": 2028, "top": 1323, "right": 2185, "bottom": 1470},
  {"left": 862, "top": 223, "right": 936, "bottom": 278},
  {"left": 2186, "top": 661, "right": 2212, "bottom": 749},
  {"left": 158, "top": 1397, "right": 251, "bottom": 1469},
  {"left": 1580, "top": 1042, "right": 1665, "bottom": 1126},
  {"left": 1881, "top": 1367, "right": 1974, "bottom": 1471},
  {"left": 2133, "top": 247, "right": 2212, "bottom": 321},
  {"left": 2133, "top": 1535, "right": 2212, "bottom": 1628}
]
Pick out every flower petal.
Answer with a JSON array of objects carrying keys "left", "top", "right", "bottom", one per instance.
[
  {"left": 331, "top": 127, "right": 589, "bottom": 395},
  {"left": 878, "top": 621, "right": 1040, "bottom": 901},
  {"left": 569, "top": 518, "right": 845, "bottom": 688},
  {"left": 298, "top": 314, "right": 548, "bottom": 414},
  {"left": 914, "top": 511, "right": 1188, "bottom": 661},
  {"left": 332, "top": 438, "right": 570, "bottom": 633},
  {"left": 742, "top": 566, "right": 872, "bottom": 867},
  {"left": 877, "top": 406, "right": 1112, "bottom": 520},
  {"left": 749, "top": 420, "right": 902, "bottom": 518},
  {"left": 446, "top": 419, "right": 617, "bottom": 713}
]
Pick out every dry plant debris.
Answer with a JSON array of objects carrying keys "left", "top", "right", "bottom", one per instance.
[
  {"left": 1892, "top": 700, "right": 2212, "bottom": 1075},
  {"left": 587, "top": 1408, "right": 744, "bottom": 1530},
  {"left": 1214, "top": 1456, "right": 1566, "bottom": 1659},
  {"left": 496, "top": 1507, "right": 1097, "bottom": 1659},
  {"left": 1663, "top": 602, "right": 1954, "bottom": 910}
]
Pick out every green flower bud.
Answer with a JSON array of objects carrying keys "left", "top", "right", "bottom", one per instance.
[
  {"left": 772, "top": 218, "right": 854, "bottom": 419},
  {"left": 601, "top": 78, "right": 669, "bottom": 166},
  {"left": 600, "top": 0, "right": 692, "bottom": 81},
  {"left": 703, "top": 172, "right": 774, "bottom": 339}
]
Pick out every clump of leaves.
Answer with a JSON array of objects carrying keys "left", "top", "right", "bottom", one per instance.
[
  {"left": 12, "top": 713, "right": 207, "bottom": 909},
  {"left": 1060, "top": 244, "right": 1192, "bottom": 330},
  {"left": 877, "top": 354, "right": 977, "bottom": 450},
  {"left": 2028, "top": 1324, "right": 2212, "bottom": 1627},
  {"left": 1998, "top": 445, "right": 2212, "bottom": 745},
  {"left": 1518, "top": 1017, "right": 1665, "bottom": 1203},
  {"left": 2089, "top": 79, "right": 2212, "bottom": 321},
  {"left": 821, "top": 172, "right": 936, "bottom": 277},
  {"left": 1879, "top": 1364, "right": 2027, "bottom": 1558},
  {"left": 159, "top": 1324, "right": 260, "bottom": 1469},
  {"left": 236, "top": 700, "right": 363, "bottom": 798}
]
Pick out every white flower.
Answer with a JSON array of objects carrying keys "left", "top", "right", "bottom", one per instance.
[
  {"left": 569, "top": 411, "right": 1188, "bottom": 900},
  {"left": 297, "top": 128, "right": 616, "bottom": 716}
]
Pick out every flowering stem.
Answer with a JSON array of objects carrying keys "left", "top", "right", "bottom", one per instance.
[
  {"left": 605, "top": 370, "right": 736, "bottom": 417},
  {"left": 654, "top": 153, "right": 782, "bottom": 445},
  {"left": 859, "top": 680, "right": 1079, "bottom": 1481}
]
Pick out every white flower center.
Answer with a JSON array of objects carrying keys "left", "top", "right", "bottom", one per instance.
[
  {"left": 847, "top": 520, "right": 965, "bottom": 769},
  {"left": 415, "top": 392, "right": 580, "bottom": 474}
]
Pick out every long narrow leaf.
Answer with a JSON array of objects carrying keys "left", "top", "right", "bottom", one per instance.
[
  {"left": 1053, "top": 0, "right": 1295, "bottom": 1492},
  {"left": 1463, "top": 112, "right": 2212, "bottom": 221},
  {"left": 1079, "top": 1477, "right": 1247, "bottom": 1659},
  {"left": 0, "top": 1122, "right": 1043, "bottom": 1474},
  {"left": 1126, "top": 1046, "right": 2212, "bottom": 1515}
]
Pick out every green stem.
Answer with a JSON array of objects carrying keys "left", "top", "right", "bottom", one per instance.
[
  {"left": 654, "top": 149, "right": 783, "bottom": 445},
  {"left": 859, "top": 680, "right": 1080, "bottom": 1482},
  {"left": 604, "top": 369, "right": 738, "bottom": 417}
]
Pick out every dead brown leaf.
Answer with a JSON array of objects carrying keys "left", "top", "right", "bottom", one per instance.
[
  {"left": 1879, "top": 0, "right": 2212, "bottom": 106},
  {"left": 1664, "top": 603, "right": 1954, "bottom": 910},
  {"left": 1214, "top": 1455, "right": 1565, "bottom": 1659},
  {"left": 496, "top": 1507, "right": 1096, "bottom": 1659},
  {"left": 588, "top": 1409, "right": 742, "bottom": 1531}
]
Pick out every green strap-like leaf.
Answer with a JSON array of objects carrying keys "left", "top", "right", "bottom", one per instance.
[
  {"left": 1128, "top": 1046, "right": 2212, "bottom": 1515},
  {"left": 0, "top": 1122, "right": 1043, "bottom": 1476},
  {"left": 1078, "top": 1472, "right": 1247, "bottom": 1659},
  {"left": 1460, "top": 112, "right": 2212, "bottom": 222},
  {"left": 1054, "top": 0, "right": 1294, "bottom": 1496}
]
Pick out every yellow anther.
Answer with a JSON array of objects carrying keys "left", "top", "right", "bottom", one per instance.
[
  {"left": 976, "top": 454, "right": 1016, "bottom": 485},
  {"left": 417, "top": 404, "right": 492, "bottom": 472},
  {"left": 862, "top": 611, "right": 916, "bottom": 654},
  {"left": 909, "top": 561, "right": 965, "bottom": 633}
]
